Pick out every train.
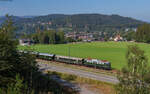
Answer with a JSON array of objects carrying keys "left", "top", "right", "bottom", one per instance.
[{"left": 20, "top": 51, "right": 111, "bottom": 70}]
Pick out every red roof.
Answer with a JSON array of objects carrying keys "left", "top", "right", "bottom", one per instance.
[
  {"left": 101, "top": 60, "right": 108, "bottom": 62},
  {"left": 87, "top": 58, "right": 92, "bottom": 60}
]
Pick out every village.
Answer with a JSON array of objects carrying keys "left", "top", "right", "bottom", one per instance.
[
  {"left": 19, "top": 32, "right": 125, "bottom": 46},
  {"left": 65, "top": 31, "right": 126, "bottom": 42},
  {"left": 19, "top": 31, "right": 128, "bottom": 46}
]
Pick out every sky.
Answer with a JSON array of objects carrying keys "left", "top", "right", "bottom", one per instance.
[{"left": 0, "top": 0, "right": 149, "bottom": 22}]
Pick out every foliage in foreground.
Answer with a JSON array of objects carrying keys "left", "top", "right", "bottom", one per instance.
[
  {"left": 0, "top": 15, "right": 71, "bottom": 94},
  {"left": 116, "top": 45, "right": 150, "bottom": 94},
  {"left": 0, "top": 75, "right": 34, "bottom": 94}
]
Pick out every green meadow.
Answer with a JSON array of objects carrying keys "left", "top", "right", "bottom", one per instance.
[{"left": 19, "top": 42, "right": 150, "bottom": 70}]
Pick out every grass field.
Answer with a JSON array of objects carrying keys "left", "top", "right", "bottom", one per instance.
[{"left": 18, "top": 41, "right": 150, "bottom": 70}]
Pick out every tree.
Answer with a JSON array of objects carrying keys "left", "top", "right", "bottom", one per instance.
[
  {"left": 32, "top": 33, "right": 40, "bottom": 44},
  {"left": 123, "top": 30, "right": 135, "bottom": 41},
  {"left": 48, "top": 30, "right": 56, "bottom": 44},
  {"left": 0, "top": 15, "right": 38, "bottom": 91},
  {"left": 30, "top": 30, "right": 66, "bottom": 44},
  {"left": 66, "top": 37, "right": 76, "bottom": 43},
  {"left": 135, "top": 24, "right": 150, "bottom": 43},
  {"left": 0, "top": 15, "right": 19, "bottom": 87},
  {"left": 116, "top": 45, "right": 150, "bottom": 94},
  {"left": 0, "top": 75, "right": 34, "bottom": 94},
  {"left": 56, "top": 31, "right": 65, "bottom": 44},
  {"left": 43, "top": 33, "right": 50, "bottom": 44},
  {"left": 1, "top": 14, "right": 16, "bottom": 38}
]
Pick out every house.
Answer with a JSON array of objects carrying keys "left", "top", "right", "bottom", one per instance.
[
  {"left": 19, "top": 39, "right": 34, "bottom": 46},
  {"left": 65, "top": 32, "right": 96, "bottom": 42},
  {"left": 114, "top": 35, "right": 123, "bottom": 42}
]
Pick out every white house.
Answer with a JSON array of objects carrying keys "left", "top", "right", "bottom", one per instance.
[
  {"left": 19, "top": 39, "right": 34, "bottom": 46},
  {"left": 114, "top": 35, "right": 123, "bottom": 42}
]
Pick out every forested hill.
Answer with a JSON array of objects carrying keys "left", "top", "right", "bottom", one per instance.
[
  {"left": 0, "top": 14, "right": 145, "bottom": 34},
  {"left": 30, "top": 14, "right": 143, "bottom": 25}
]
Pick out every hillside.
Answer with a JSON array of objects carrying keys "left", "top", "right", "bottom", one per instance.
[{"left": 0, "top": 14, "right": 145, "bottom": 34}]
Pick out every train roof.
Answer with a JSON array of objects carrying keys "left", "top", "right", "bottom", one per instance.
[
  {"left": 56, "top": 55, "right": 83, "bottom": 60},
  {"left": 19, "top": 50, "right": 38, "bottom": 54},
  {"left": 39, "top": 53, "right": 54, "bottom": 57},
  {"left": 86, "top": 58, "right": 110, "bottom": 64}
]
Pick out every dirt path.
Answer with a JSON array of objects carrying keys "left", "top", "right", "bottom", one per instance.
[{"left": 79, "top": 84, "right": 103, "bottom": 94}]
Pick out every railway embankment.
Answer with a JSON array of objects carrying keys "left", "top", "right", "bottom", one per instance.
[{"left": 37, "top": 59, "right": 119, "bottom": 84}]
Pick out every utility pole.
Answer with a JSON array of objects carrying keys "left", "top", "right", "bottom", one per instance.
[
  {"left": 68, "top": 46, "right": 71, "bottom": 64},
  {"left": 68, "top": 46, "right": 70, "bottom": 58}
]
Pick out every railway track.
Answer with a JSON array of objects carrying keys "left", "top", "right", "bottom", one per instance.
[{"left": 37, "top": 60, "right": 119, "bottom": 84}]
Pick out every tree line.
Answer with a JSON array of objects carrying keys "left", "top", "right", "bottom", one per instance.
[
  {"left": 30, "top": 30, "right": 65, "bottom": 44},
  {"left": 135, "top": 24, "right": 150, "bottom": 43},
  {"left": 116, "top": 24, "right": 150, "bottom": 43},
  {"left": 21, "top": 23, "right": 150, "bottom": 44},
  {"left": 21, "top": 29, "right": 83, "bottom": 44}
]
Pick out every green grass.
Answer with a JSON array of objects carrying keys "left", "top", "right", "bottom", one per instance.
[{"left": 18, "top": 41, "right": 150, "bottom": 70}]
